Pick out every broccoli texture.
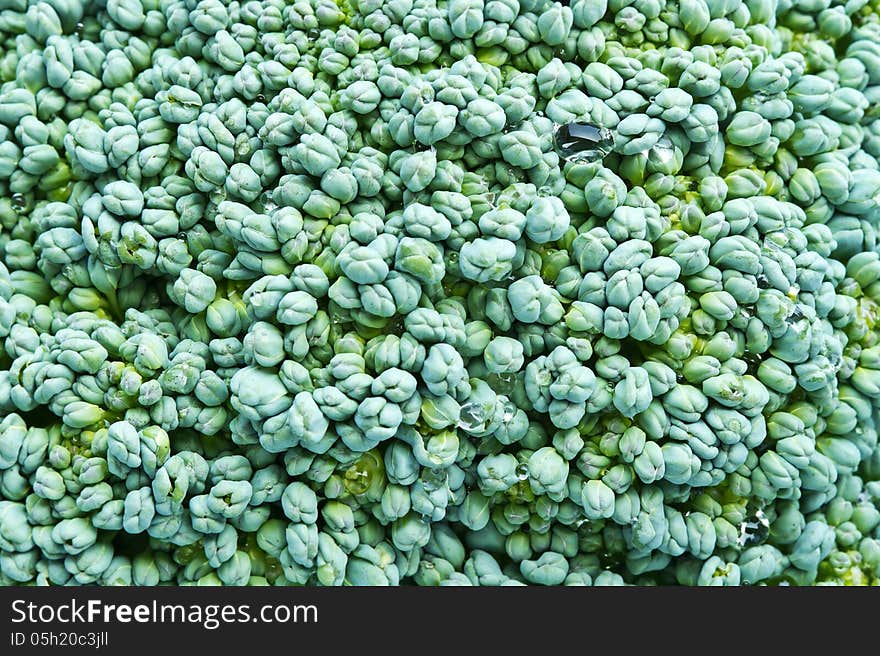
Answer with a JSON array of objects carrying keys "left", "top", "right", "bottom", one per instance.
[{"left": 1, "top": 0, "right": 880, "bottom": 587}]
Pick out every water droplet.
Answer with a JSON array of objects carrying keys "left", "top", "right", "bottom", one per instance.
[
  {"left": 424, "top": 468, "right": 448, "bottom": 491},
  {"left": 307, "top": 28, "right": 320, "bottom": 40},
  {"left": 259, "top": 191, "right": 277, "bottom": 213},
  {"left": 574, "top": 518, "right": 589, "bottom": 528},
  {"left": 11, "top": 193, "right": 26, "bottom": 212},
  {"left": 74, "top": 21, "right": 84, "bottom": 36},
  {"left": 458, "top": 402, "right": 489, "bottom": 431},
  {"left": 537, "top": 186, "right": 553, "bottom": 197},
  {"left": 343, "top": 454, "right": 378, "bottom": 495},
  {"left": 648, "top": 137, "right": 675, "bottom": 166},
  {"left": 256, "top": 94, "right": 266, "bottom": 103},
  {"left": 487, "top": 372, "right": 517, "bottom": 395},
  {"left": 502, "top": 401, "right": 517, "bottom": 422},
  {"left": 447, "top": 251, "right": 459, "bottom": 264},
  {"left": 553, "top": 122, "right": 615, "bottom": 164},
  {"left": 737, "top": 508, "right": 769, "bottom": 547},
  {"left": 756, "top": 274, "right": 770, "bottom": 289},
  {"left": 515, "top": 463, "right": 529, "bottom": 480}
]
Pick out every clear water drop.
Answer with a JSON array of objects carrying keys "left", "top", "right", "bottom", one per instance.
[
  {"left": 737, "top": 508, "right": 770, "bottom": 547},
  {"left": 537, "top": 185, "right": 553, "bottom": 197},
  {"left": 502, "top": 401, "right": 517, "bottom": 423},
  {"left": 422, "top": 468, "right": 447, "bottom": 492},
  {"left": 209, "top": 188, "right": 227, "bottom": 205},
  {"left": 487, "top": 372, "right": 517, "bottom": 395},
  {"left": 458, "top": 402, "right": 489, "bottom": 431},
  {"left": 256, "top": 93, "right": 266, "bottom": 103},
  {"left": 260, "top": 191, "right": 278, "bottom": 213},
  {"left": 553, "top": 122, "right": 615, "bottom": 164},
  {"left": 11, "top": 193, "right": 26, "bottom": 212},
  {"left": 648, "top": 137, "right": 675, "bottom": 166},
  {"left": 515, "top": 463, "right": 529, "bottom": 480}
]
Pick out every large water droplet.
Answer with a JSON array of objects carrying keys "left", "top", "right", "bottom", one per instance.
[
  {"left": 487, "top": 372, "right": 518, "bottom": 395},
  {"left": 209, "top": 188, "right": 227, "bottom": 205},
  {"left": 343, "top": 454, "right": 378, "bottom": 496},
  {"left": 458, "top": 402, "right": 490, "bottom": 431},
  {"left": 553, "top": 122, "right": 615, "bottom": 164},
  {"left": 737, "top": 508, "right": 769, "bottom": 547},
  {"left": 502, "top": 400, "right": 517, "bottom": 422},
  {"left": 11, "top": 193, "right": 26, "bottom": 212},
  {"left": 515, "top": 463, "right": 530, "bottom": 481},
  {"left": 648, "top": 137, "right": 675, "bottom": 166},
  {"left": 260, "top": 191, "right": 278, "bottom": 213},
  {"left": 422, "top": 468, "right": 447, "bottom": 492}
]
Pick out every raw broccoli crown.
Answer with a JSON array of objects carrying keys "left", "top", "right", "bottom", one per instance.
[{"left": 0, "top": 0, "right": 880, "bottom": 586}]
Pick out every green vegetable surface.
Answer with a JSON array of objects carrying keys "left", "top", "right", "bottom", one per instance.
[{"left": 1, "top": 0, "right": 880, "bottom": 587}]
